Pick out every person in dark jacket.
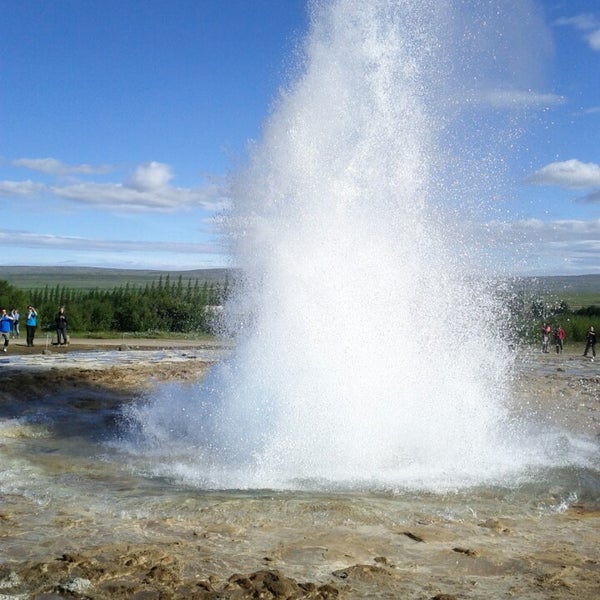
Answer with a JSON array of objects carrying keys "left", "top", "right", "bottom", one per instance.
[
  {"left": 583, "top": 325, "right": 596, "bottom": 360},
  {"left": 55, "top": 306, "right": 68, "bottom": 345}
]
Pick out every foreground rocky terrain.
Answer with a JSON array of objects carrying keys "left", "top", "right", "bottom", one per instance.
[{"left": 0, "top": 341, "right": 598, "bottom": 599}]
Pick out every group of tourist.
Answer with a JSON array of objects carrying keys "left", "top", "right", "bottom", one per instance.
[
  {"left": 540, "top": 322, "right": 565, "bottom": 354},
  {"left": 541, "top": 321, "right": 597, "bottom": 360},
  {"left": 0, "top": 305, "right": 68, "bottom": 353}
]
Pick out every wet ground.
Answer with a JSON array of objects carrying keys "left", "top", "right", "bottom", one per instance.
[{"left": 0, "top": 342, "right": 598, "bottom": 599}]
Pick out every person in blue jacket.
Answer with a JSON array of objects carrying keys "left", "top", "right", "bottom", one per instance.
[
  {"left": 25, "top": 305, "right": 38, "bottom": 347},
  {"left": 0, "top": 309, "right": 14, "bottom": 352}
]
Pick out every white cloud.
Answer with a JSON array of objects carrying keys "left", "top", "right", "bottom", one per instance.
[
  {"left": 0, "top": 159, "right": 230, "bottom": 213},
  {"left": 11, "top": 157, "right": 113, "bottom": 176},
  {"left": 526, "top": 159, "right": 600, "bottom": 189},
  {"left": 51, "top": 181, "right": 228, "bottom": 212},
  {"left": 588, "top": 29, "right": 600, "bottom": 51},
  {"left": 126, "top": 161, "right": 173, "bottom": 191}
]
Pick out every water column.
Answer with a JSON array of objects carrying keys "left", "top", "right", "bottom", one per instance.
[
  {"left": 128, "top": 0, "right": 555, "bottom": 490},
  {"left": 218, "top": 0, "right": 515, "bottom": 488}
]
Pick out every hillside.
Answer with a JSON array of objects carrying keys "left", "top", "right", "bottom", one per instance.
[
  {"left": 2, "top": 266, "right": 233, "bottom": 291},
  {"left": 515, "top": 274, "right": 600, "bottom": 308}
]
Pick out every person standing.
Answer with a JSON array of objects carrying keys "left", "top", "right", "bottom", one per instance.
[
  {"left": 0, "top": 309, "right": 14, "bottom": 352},
  {"left": 553, "top": 324, "right": 565, "bottom": 354},
  {"left": 10, "top": 308, "right": 19, "bottom": 338},
  {"left": 25, "top": 305, "right": 38, "bottom": 347},
  {"left": 541, "top": 322, "right": 551, "bottom": 353},
  {"left": 583, "top": 326, "right": 596, "bottom": 360},
  {"left": 55, "top": 306, "right": 68, "bottom": 345}
]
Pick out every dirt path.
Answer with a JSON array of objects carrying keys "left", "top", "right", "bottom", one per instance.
[{"left": 1, "top": 335, "right": 225, "bottom": 356}]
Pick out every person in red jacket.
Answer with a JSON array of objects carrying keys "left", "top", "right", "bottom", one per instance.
[
  {"left": 553, "top": 324, "right": 565, "bottom": 354},
  {"left": 541, "top": 322, "right": 551, "bottom": 353}
]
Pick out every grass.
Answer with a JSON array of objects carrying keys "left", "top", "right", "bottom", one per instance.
[
  {"left": 556, "top": 294, "right": 600, "bottom": 309},
  {"left": 61, "top": 331, "right": 218, "bottom": 341}
]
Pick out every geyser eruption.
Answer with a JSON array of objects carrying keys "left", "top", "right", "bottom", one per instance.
[{"left": 124, "top": 0, "right": 569, "bottom": 490}]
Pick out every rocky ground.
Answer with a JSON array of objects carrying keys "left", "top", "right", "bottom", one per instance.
[{"left": 0, "top": 340, "right": 598, "bottom": 599}]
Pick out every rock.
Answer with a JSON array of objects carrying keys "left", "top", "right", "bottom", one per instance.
[
  {"left": 57, "top": 576, "right": 93, "bottom": 594},
  {"left": 332, "top": 564, "right": 393, "bottom": 582},
  {"left": 403, "top": 531, "right": 425, "bottom": 542},
  {"left": 478, "top": 518, "right": 511, "bottom": 534},
  {"left": 225, "top": 569, "right": 340, "bottom": 599},
  {"left": 143, "top": 563, "right": 182, "bottom": 586},
  {"left": 0, "top": 568, "right": 21, "bottom": 589},
  {"left": 227, "top": 570, "right": 301, "bottom": 597},
  {"left": 452, "top": 547, "right": 478, "bottom": 557}
]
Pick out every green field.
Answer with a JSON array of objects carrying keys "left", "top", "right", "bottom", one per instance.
[{"left": 3, "top": 266, "right": 232, "bottom": 291}]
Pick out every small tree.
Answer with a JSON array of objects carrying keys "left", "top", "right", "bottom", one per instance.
[{"left": 0, "top": 280, "right": 27, "bottom": 312}]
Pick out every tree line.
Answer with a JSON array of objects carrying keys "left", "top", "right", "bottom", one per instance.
[
  {"left": 526, "top": 298, "right": 600, "bottom": 343},
  {"left": 0, "top": 275, "right": 229, "bottom": 334},
  {"left": 1, "top": 274, "right": 598, "bottom": 342}
]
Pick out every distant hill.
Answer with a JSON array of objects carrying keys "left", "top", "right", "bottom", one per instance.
[
  {"left": 514, "top": 274, "right": 600, "bottom": 308},
  {"left": 2, "top": 266, "right": 233, "bottom": 291},
  {"left": 2, "top": 267, "right": 599, "bottom": 307},
  {"left": 518, "top": 274, "right": 600, "bottom": 293}
]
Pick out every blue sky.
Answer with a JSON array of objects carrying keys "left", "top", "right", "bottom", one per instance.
[{"left": 0, "top": 0, "right": 599, "bottom": 276}]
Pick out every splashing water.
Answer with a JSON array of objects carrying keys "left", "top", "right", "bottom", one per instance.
[{"left": 122, "top": 0, "right": 595, "bottom": 491}]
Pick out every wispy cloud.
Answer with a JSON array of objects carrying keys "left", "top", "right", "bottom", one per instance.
[
  {"left": 0, "top": 180, "right": 46, "bottom": 196},
  {"left": 554, "top": 13, "right": 600, "bottom": 52},
  {"left": 501, "top": 218, "right": 600, "bottom": 241},
  {"left": 482, "top": 218, "right": 600, "bottom": 275},
  {"left": 0, "top": 229, "right": 225, "bottom": 255},
  {"left": 575, "top": 106, "right": 600, "bottom": 116},
  {"left": 11, "top": 157, "right": 113, "bottom": 176},
  {"left": 51, "top": 180, "right": 228, "bottom": 212},
  {"left": 0, "top": 159, "right": 230, "bottom": 213},
  {"left": 474, "top": 88, "right": 565, "bottom": 109},
  {"left": 526, "top": 159, "right": 600, "bottom": 189}
]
